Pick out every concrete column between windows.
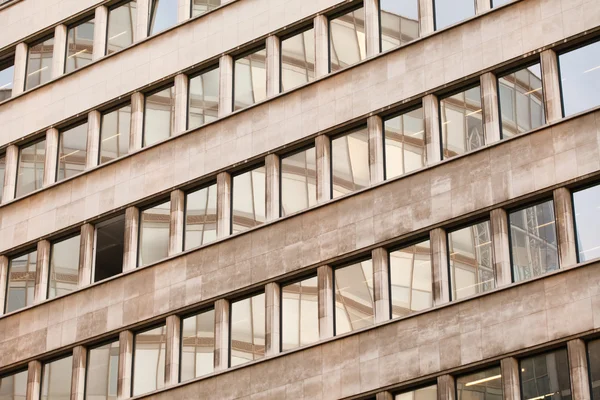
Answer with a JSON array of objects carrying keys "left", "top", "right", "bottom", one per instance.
[
  {"left": 316, "top": 135, "right": 331, "bottom": 204},
  {"left": 318, "top": 264, "right": 334, "bottom": 339},
  {"left": 265, "top": 153, "right": 280, "bottom": 222},
  {"left": 123, "top": 206, "right": 140, "bottom": 272},
  {"left": 364, "top": 0, "right": 381, "bottom": 57},
  {"left": 26, "top": 360, "right": 42, "bottom": 400},
  {"left": 481, "top": 72, "right": 501, "bottom": 145},
  {"left": 553, "top": 187, "right": 577, "bottom": 268},
  {"left": 568, "top": 339, "right": 591, "bottom": 400},
  {"left": 266, "top": 35, "right": 281, "bottom": 98},
  {"left": 372, "top": 247, "right": 391, "bottom": 323},
  {"left": 174, "top": 73, "right": 189, "bottom": 135},
  {"left": 117, "top": 330, "right": 134, "bottom": 400},
  {"left": 178, "top": 0, "right": 192, "bottom": 23},
  {"left": 314, "top": 14, "right": 329, "bottom": 78},
  {"left": 0, "top": 256, "right": 8, "bottom": 316},
  {"left": 71, "top": 345, "right": 87, "bottom": 400},
  {"left": 265, "top": 282, "right": 281, "bottom": 356},
  {"left": 93, "top": 5, "right": 109, "bottom": 61},
  {"left": 423, "top": 94, "right": 442, "bottom": 166},
  {"left": 501, "top": 357, "right": 521, "bottom": 400},
  {"left": 216, "top": 171, "right": 232, "bottom": 238},
  {"left": 490, "top": 208, "right": 512, "bottom": 287},
  {"left": 165, "top": 314, "right": 181, "bottom": 386},
  {"left": 214, "top": 298, "right": 231, "bottom": 371},
  {"left": 79, "top": 223, "right": 94, "bottom": 287},
  {"left": 86, "top": 110, "right": 101, "bottom": 169},
  {"left": 136, "top": 0, "right": 150, "bottom": 41},
  {"left": 368, "top": 115, "right": 385, "bottom": 185},
  {"left": 3, "top": 144, "right": 19, "bottom": 203},
  {"left": 34, "top": 239, "right": 51, "bottom": 303},
  {"left": 418, "top": 0, "right": 435, "bottom": 36},
  {"left": 130, "top": 92, "right": 145, "bottom": 153},
  {"left": 540, "top": 49, "right": 563, "bottom": 123},
  {"left": 437, "top": 374, "right": 456, "bottom": 400},
  {"left": 431, "top": 227, "right": 450, "bottom": 305},
  {"left": 43, "top": 128, "right": 59, "bottom": 187},
  {"left": 475, "top": 0, "right": 493, "bottom": 14},
  {"left": 52, "top": 24, "right": 68, "bottom": 78},
  {"left": 12, "top": 42, "right": 28, "bottom": 96},
  {"left": 376, "top": 391, "right": 394, "bottom": 400},
  {"left": 218, "top": 55, "right": 234, "bottom": 118},
  {"left": 169, "top": 189, "right": 185, "bottom": 256}
]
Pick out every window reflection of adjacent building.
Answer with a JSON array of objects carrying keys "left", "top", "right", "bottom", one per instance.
[
  {"left": 395, "top": 385, "right": 438, "bottom": 400},
  {"left": 231, "top": 165, "right": 266, "bottom": 234},
  {"left": 520, "top": 349, "right": 572, "bottom": 400},
  {"left": 181, "top": 309, "right": 215, "bottom": 381},
  {"left": 230, "top": 293, "right": 265, "bottom": 367},
  {"left": 330, "top": 7, "right": 366, "bottom": 72},
  {"left": 281, "top": 276, "right": 319, "bottom": 351},
  {"left": 0, "top": 370, "right": 27, "bottom": 400},
  {"left": 440, "top": 86, "right": 484, "bottom": 159},
  {"left": 331, "top": 128, "right": 370, "bottom": 199},
  {"left": 281, "top": 28, "right": 315, "bottom": 92},
  {"left": 132, "top": 325, "right": 167, "bottom": 396},
  {"left": 65, "top": 18, "right": 95, "bottom": 74},
  {"left": 25, "top": 36, "right": 54, "bottom": 91},
  {"left": 106, "top": 1, "right": 137, "bottom": 55},
  {"left": 335, "top": 259, "right": 374, "bottom": 335},
  {"left": 380, "top": 0, "right": 419, "bottom": 52},
  {"left": 5, "top": 250, "right": 38, "bottom": 314},
  {"left": 456, "top": 367, "right": 503, "bottom": 400},
  {"left": 384, "top": 108, "right": 426, "bottom": 180}
]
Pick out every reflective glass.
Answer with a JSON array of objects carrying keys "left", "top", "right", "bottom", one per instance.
[
  {"left": 380, "top": 0, "right": 419, "bottom": 51},
  {"left": 281, "top": 147, "right": 317, "bottom": 216},
  {"left": 58, "top": 123, "right": 88, "bottom": 181},
  {"left": 85, "top": 341, "right": 119, "bottom": 400},
  {"left": 441, "top": 86, "right": 484, "bottom": 159},
  {"left": 5, "top": 250, "right": 37, "bottom": 313},
  {"left": 184, "top": 184, "right": 217, "bottom": 250},
  {"left": 281, "top": 28, "right": 315, "bottom": 92},
  {"left": 509, "top": 201, "right": 558, "bottom": 282},
  {"left": 330, "top": 7, "right": 366, "bottom": 72},
  {"left": 132, "top": 326, "right": 166, "bottom": 396},
  {"left": 335, "top": 260, "right": 374, "bottom": 335},
  {"left": 520, "top": 349, "right": 571, "bottom": 400},
  {"left": 25, "top": 36, "right": 54, "bottom": 90},
  {"left": 434, "top": 0, "right": 475, "bottom": 30},
  {"left": 48, "top": 235, "right": 81, "bottom": 299},
  {"left": 559, "top": 40, "right": 600, "bottom": 117},
  {"left": 139, "top": 201, "right": 171, "bottom": 267},
  {"left": 234, "top": 48, "right": 267, "bottom": 111},
  {"left": 0, "top": 57, "right": 14, "bottom": 101},
  {"left": 332, "top": 128, "right": 369, "bottom": 199},
  {"left": 16, "top": 140, "right": 45, "bottom": 198},
  {"left": 395, "top": 385, "right": 438, "bottom": 400},
  {"left": 188, "top": 68, "right": 219, "bottom": 129},
  {"left": 457, "top": 367, "right": 503, "bottom": 400},
  {"left": 588, "top": 339, "right": 600, "bottom": 400},
  {"left": 0, "top": 370, "right": 27, "bottom": 400},
  {"left": 41, "top": 356, "right": 73, "bottom": 400},
  {"left": 144, "top": 86, "right": 175, "bottom": 147},
  {"left": 65, "top": 18, "right": 95, "bottom": 73},
  {"left": 181, "top": 309, "right": 215, "bottom": 381},
  {"left": 230, "top": 293, "right": 265, "bottom": 367},
  {"left": 94, "top": 215, "right": 125, "bottom": 282},
  {"left": 384, "top": 108, "right": 425, "bottom": 179},
  {"left": 390, "top": 240, "right": 432, "bottom": 318},
  {"left": 0, "top": 155, "right": 5, "bottom": 203},
  {"left": 149, "top": 0, "right": 178, "bottom": 35},
  {"left": 100, "top": 105, "right": 131, "bottom": 164},
  {"left": 232, "top": 166, "right": 266, "bottom": 234},
  {"left": 282, "top": 276, "right": 319, "bottom": 351},
  {"left": 573, "top": 184, "right": 600, "bottom": 262},
  {"left": 499, "top": 64, "right": 544, "bottom": 138},
  {"left": 192, "top": 0, "right": 220, "bottom": 17},
  {"left": 492, "top": 0, "right": 512, "bottom": 6},
  {"left": 107, "top": 1, "right": 137, "bottom": 55}
]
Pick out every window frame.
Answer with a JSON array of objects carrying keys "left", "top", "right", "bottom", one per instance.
[
  {"left": 83, "top": 337, "right": 120, "bottom": 400},
  {"left": 24, "top": 33, "right": 54, "bottom": 91},
  {"left": 229, "top": 162, "right": 266, "bottom": 235},
  {"left": 228, "top": 290, "right": 266, "bottom": 368},
  {"left": 278, "top": 272, "right": 318, "bottom": 352},
  {"left": 98, "top": 101, "right": 132, "bottom": 165},
  {"left": 136, "top": 197, "right": 172, "bottom": 268},
  {"left": 278, "top": 23, "right": 315, "bottom": 94},
  {"left": 92, "top": 213, "right": 127, "bottom": 283},
  {"left": 178, "top": 306, "right": 215, "bottom": 383},
  {"left": 278, "top": 143, "right": 317, "bottom": 218},
  {"left": 186, "top": 63, "right": 219, "bottom": 131},
  {"left": 182, "top": 180, "right": 217, "bottom": 251}
]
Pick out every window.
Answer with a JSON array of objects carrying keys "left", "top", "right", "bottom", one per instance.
[
  {"left": 492, "top": 0, "right": 512, "bottom": 6},
  {"left": 132, "top": 325, "right": 166, "bottom": 396},
  {"left": 440, "top": 86, "right": 484, "bottom": 159},
  {"left": 588, "top": 339, "right": 600, "bottom": 400},
  {"left": 281, "top": 276, "right": 319, "bottom": 351},
  {"left": 184, "top": 183, "right": 217, "bottom": 250},
  {"left": 16, "top": 139, "right": 45, "bottom": 198},
  {"left": 330, "top": 7, "right": 366, "bottom": 72},
  {"left": 456, "top": 367, "right": 503, "bottom": 400},
  {"left": 100, "top": 104, "right": 131, "bottom": 164},
  {"left": 48, "top": 235, "right": 80, "bottom": 299},
  {"left": 85, "top": 340, "right": 119, "bottom": 400},
  {"left": 395, "top": 384, "right": 437, "bottom": 400},
  {"left": 509, "top": 201, "right": 558, "bottom": 282},
  {"left": 559, "top": 40, "right": 600, "bottom": 117},
  {"left": 384, "top": 107, "right": 425, "bottom": 179},
  {"left": 498, "top": 64, "right": 544, "bottom": 138},
  {"left": 192, "top": 0, "right": 220, "bottom": 17},
  {"left": 181, "top": 309, "right": 215, "bottom": 381},
  {"left": 65, "top": 17, "right": 95, "bottom": 73},
  {"left": 448, "top": 221, "right": 494, "bottom": 300},
  {"left": 233, "top": 48, "right": 267, "bottom": 111},
  {"left": 231, "top": 165, "right": 266, "bottom": 234},
  {"left": 149, "top": 0, "right": 178, "bottom": 36},
  {"left": 281, "top": 147, "right": 317, "bottom": 216},
  {"left": 380, "top": 0, "right": 419, "bottom": 51},
  {"left": 58, "top": 122, "right": 88, "bottom": 181},
  {"left": 573, "top": 184, "right": 600, "bottom": 262},
  {"left": 144, "top": 85, "right": 175, "bottom": 147},
  {"left": 335, "top": 259, "right": 374, "bottom": 335},
  {"left": 0, "top": 154, "right": 5, "bottom": 203},
  {"left": 188, "top": 67, "right": 219, "bottom": 130},
  {"left": 331, "top": 128, "right": 369, "bottom": 199},
  {"left": 107, "top": 1, "right": 137, "bottom": 55},
  {"left": 41, "top": 356, "right": 73, "bottom": 400},
  {"left": 0, "top": 370, "right": 27, "bottom": 400},
  {"left": 5, "top": 250, "right": 37, "bottom": 313},
  {"left": 520, "top": 349, "right": 571, "bottom": 400},
  {"left": 0, "top": 56, "right": 14, "bottom": 101},
  {"left": 138, "top": 200, "right": 171, "bottom": 267},
  {"left": 94, "top": 214, "right": 125, "bottom": 282},
  {"left": 390, "top": 240, "right": 432, "bottom": 318},
  {"left": 25, "top": 36, "right": 54, "bottom": 90},
  {"left": 281, "top": 28, "right": 315, "bottom": 92},
  {"left": 434, "top": 0, "right": 475, "bottom": 30},
  {"left": 230, "top": 293, "right": 265, "bottom": 367}
]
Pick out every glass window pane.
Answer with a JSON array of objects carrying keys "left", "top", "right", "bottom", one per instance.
[
  {"left": 335, "top": 260, "right": 374, "bottom": 335},
  {"left": 574, "top": 184, "right": 600, "bottom": 262},
  {"left": 48, "top": 235, "right": 80, "bottom": 299},
  {"left": 144, "top": 86, "right": 175, "bottom": 147},
  {"left": 390, "top": 240, "right": 432, "bottom": 318},
  {"left": 5, "top": 250, "right": 37, "bottom": 313},
  {"left": 181, "top": 309, "right": 215, "bottom": 382},
  {"left": 559, "top": 40, "right": 600, "bottom": 117},
  {"left": 457, "top": 367, "right": 503, "bottom": 400},
  {"left": 230, "top": 293, "right": 265, "bottom": 367},
  {"left": 281, "top": 147, "right": 317, "bottom": 216},
  {"left": 184, "top": 184, "right": 217, "bottom": 250},
  {"left": 132, "top": 326, "right": 166, "bottom": 396},
  {"left": 380, "top": 0, "right": 419, "bottom": 52},
  {"left": 395, "top": 385, "right": 438, "bottom": 400},
  {"left": 41, "top": 356, "right": 73, "bottom": 400},
  {"left": 0, "top": 57, "right": 14, "bottom": 101},
  {"left": 330, "top": 7, "right": 366, "bottom": 72},
  {"left": 0, "top": 155, "right": 5, "bottom": 203},
  {"left": 100, "top": 105, "right": 131, "bottom": 164},
  {"left": 385, "top": 108, "right": 425, "bottom": 179},
  {"left": 281, "top": 28, "right": 315, "bottom": 92},
  {"left": 0, "top": 370, "right": 27, "bottom": 400},
  {"left": 25, "top": 36, "right": 54, "bottom": 90},
  {"left": 282, "top": 276, "right": 319, "bottom": 351},
  {"left": 149, "top": 0, "right": 178, "bottom": 35},
  {"left": 65, "top": 18, "right": 95, "bottom": 74},
  {"left": 94, "top": 215, "right": 125, "bottom": 282},
  {"left": 192, "top": 0, "right": 220, "bottom": 17},
  {"left": 434, "top": 0, "right": 475, "bottom": 30},
  {"left": 85, "top": 341, "right": 119, "bottom": 400},
  {"left": 588, "top": 339, "right": 600, "bottom": 400},
  {"left": 188, "top": 68, "right": 219, "bottom": 130},
  {"left": 449, "top": 221, "right": 494, "bottom": 300},
  {"left": 492, "top": 0, "right": 512, "bottom": 6},
  {"left": 332, "top": 128, "right": 369, "bottom": 199},
  {"left": 520, "top": 349, "right": 572, "bottom": 400},
  {"left": 232, "top": 166, "right": 266, "bottom": 234},
  {"left": 234, "top": 48, "right": 267, "bottom": 111},
  {"left": 58, "top": 123, "right": 88, "bottom": 181},
  {"left": 16, "top": 140, "right": 46, "bottom": 198},
  {"left": 509, "top": 201, "right": 558, "bottom": 282},
  {"left": 139, "top": 201, "right": 171, "bottom": 267},
  {"left": 107, "top": 1, "right": 137, "bottom": 55},
  {"left": 441, "top": 86, "right": 484, "bottom": 159}
]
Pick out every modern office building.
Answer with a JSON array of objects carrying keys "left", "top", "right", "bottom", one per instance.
[{"left": 0, "top": 0, "right": 599, "bottom": 399}]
